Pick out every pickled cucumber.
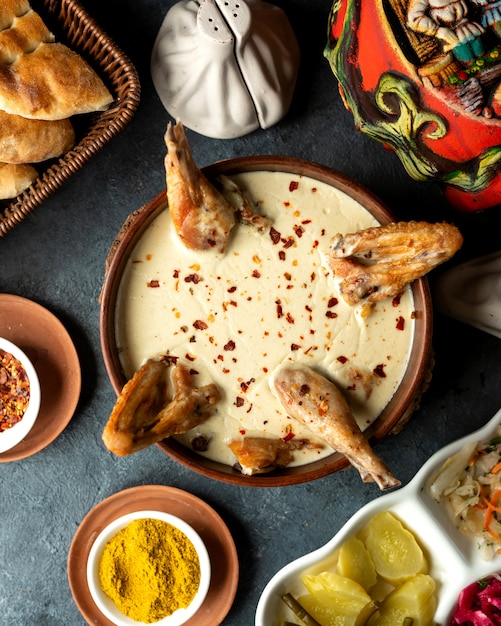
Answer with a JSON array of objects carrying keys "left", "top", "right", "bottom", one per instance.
[
  {"left": 336, "top": 536, "right": 377, "bottom": 591},
  {"left": 360, "top": 511, "right": 427, "bottom": 585},
  {"left": 281, "top": 511, "right": 436, "bottom": 626},
  {"left": 366, "top": 574, "right": 437, "bottom": 626},
  {"left": 300, "top": 572, "right": 376, "bottom": 626}
]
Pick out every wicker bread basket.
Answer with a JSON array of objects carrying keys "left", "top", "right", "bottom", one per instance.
[{"left": 0, "top": 0, "right": 141, "bottom": 236}]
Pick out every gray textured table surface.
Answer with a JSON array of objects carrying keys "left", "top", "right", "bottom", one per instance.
[{"left": 2, "top": 1, "right": 501, "bottom": 624}]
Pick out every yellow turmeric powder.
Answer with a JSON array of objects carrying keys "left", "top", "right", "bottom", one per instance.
[{"left": 98, "top": 518, "right": 201, "bottom": 623}]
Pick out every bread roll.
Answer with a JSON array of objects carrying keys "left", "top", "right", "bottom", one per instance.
[
  {"left": 0, "top": 42, "right": 113, "bottom": 120},
  {"left": 0, "top": 1, "right": 113, "bottom": 120},
  {"left": 0, "top": 109, "right": 74, "bottom": 163},
  {"left": 0, "top": 162, "right": 37, "bottom": 199}
]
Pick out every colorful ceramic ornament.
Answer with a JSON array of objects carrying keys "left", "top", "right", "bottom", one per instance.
[
  {"left": 324, "top": 0, "right": 501, "bottom": 211},
  {"left": 151, "top": 0, "right": 300, "bottom": 139}
]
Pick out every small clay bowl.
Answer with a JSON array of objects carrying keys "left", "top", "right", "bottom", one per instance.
[
  {"left": 86, "top": 510, "right": 211, "bottom": 626},
  {"left": 0, "top": 337, "right": 41, "bottom": 453}
]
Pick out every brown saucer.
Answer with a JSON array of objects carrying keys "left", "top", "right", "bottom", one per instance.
[
  {"left": 68, "top": 485, "right": 239, "bottom": 626},
  {"left": 0, "top": 294, "right": 81, "bottom": 462}
]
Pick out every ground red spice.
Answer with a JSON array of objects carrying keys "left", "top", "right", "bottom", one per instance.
[{"left": 0, "top": 349, "right": 30, "bottom": 431}]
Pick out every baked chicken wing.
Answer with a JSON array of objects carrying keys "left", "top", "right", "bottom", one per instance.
[
  {"left": 329, "top": 220, "right": 463, "bottom": 305},
  {"left": 228, "top": 435, "right": 323, "bottom": 475},
  {"left": 102, "top": 359, "right": 219, "bottom": 456},
  {"left": 272, "top": 364, "right": 400, "bottom": 489},
  {"left": 165, "top": 120, "right": 236, "bottom": 252}
]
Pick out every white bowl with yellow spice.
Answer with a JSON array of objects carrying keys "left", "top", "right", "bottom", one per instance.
[
  {"left": 0, "top": 336, "right": 41, "bottom": 453},
  {"left": 86, "top": 510, "right": 211, "bottom": 625}
]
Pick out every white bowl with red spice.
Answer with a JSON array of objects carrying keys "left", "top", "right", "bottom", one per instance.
[
  {"left": 86, "top": 509, "right": 211, "bottom": 626},
  {"left": 0, "top": 337, "right": 41, "bottom": 453}
]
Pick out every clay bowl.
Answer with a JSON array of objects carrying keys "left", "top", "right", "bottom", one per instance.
[{"left": 100, "top": 156, "right": 433, "bottom": 487}]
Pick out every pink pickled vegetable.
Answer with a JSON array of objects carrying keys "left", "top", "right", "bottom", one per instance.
[{"left": 451, "top": 576, "right": 501, "bottom": 625}]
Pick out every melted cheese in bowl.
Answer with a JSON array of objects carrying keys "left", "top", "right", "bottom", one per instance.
[{"left": 114, "top": 171, "right": 415, "bottom": 468}]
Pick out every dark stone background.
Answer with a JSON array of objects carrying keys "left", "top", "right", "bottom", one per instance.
[{"left": 2, "top": 1, "right": 501, "bottom": 624}]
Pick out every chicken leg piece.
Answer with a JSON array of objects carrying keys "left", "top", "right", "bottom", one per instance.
[{"left": 272, "top": 364, "right": 400, "bottom": 489}]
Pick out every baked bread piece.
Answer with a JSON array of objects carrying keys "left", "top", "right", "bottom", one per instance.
[
  {"left": 0, "top": 41, "right": 113, "bottom": 120},
  {"left": 0, "top": 6, "right": 54, "bottom": 64},
  {"left": 0, "top": 109, "right": 74, "bottom": 163},
  {"left": 0, "top": 162, "right": 37, "bottom": 199},
  {"left": 0, "top": 0, "right": 32, "bottom": 28},
  {"left": 0, "top": 1, "right": 113, "bottom": 120}
]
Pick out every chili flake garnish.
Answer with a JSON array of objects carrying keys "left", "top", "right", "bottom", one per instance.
[{"left": 0, "top": 349, "right": 30, "bottom": 432}]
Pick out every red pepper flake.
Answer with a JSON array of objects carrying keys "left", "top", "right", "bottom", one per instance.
[
  {"left": 173, "top": 269, "right": 180, "bottom": 278},
  {"left": 252, "top": 270, "right": 261, "bottom": 278},
  {"left": 235, "top": 397, "right": 245, "bottom": 407},
  {"left": 289, "top": 180, "right": 299, "bottom": 192},
  {"left": 189, "top": 369, "right": 199, "bottom": 376},
  {"left": 291, "top": 343, "right": 301, "bottom": 351},
  {"left": 270, "top": 227, "right": 281, "bottom": 244},
  {"left": 284, "top": 272, "right": 292, "bottom": 280},
  {"left": 147, "top": 279, "right": 160, "bottom": 288},
  {"left": 224, "top": 340, "right": 236, "bottom": 351},
  {"left": 396, "top": 316, "right": 405, "bottom": 331},
  {"left": 184, "top": 273, "right": 200, "bottom": 283},
  {"left": 282, "top": 431, "right": 296, "bottom": 442},
  {"left": 278, "top": 250, "right": 286, "bottom": 261},
  {"left": 227, "top": 286, "right": 237, "bottom": 293},
  {"left": 373, "top": 364, "right": 387, "bottom": 378},
  {"left": 239, "top": 429, "right": 246, "bottom": 435},
  {"left": 240, "top": 378, "right": 255, "bottom": 392},
  {"left": 161, "top": 354, "right": 179, "bottom": 365},
  {"left": 185, "top": 354, "right": 195, "bottom": 361},
  {"left": 276, "top": 299, "right": 283, "bottom": 318},
  {"left": 337, "top": 355, "right": 348, "bottom": 364},
  {"left": 326, "top": 311, "right": 338, "bottom": 319},
  {"left": 282, "top": 238, "right": 294, "bottom": 249},
  {"left": 0, "top": 349, "right": 30, "bottom": 431},
  {"left": 294, "top": 225, "right": 305, "bottom": 238},
  {"left": 328, "top": 297, "right": 338, "bottom": 307},
  {"left": 286, "top": 312, "right": 295, "bottom": 324},
  {"left": 299, "top": 384, "right": 310, "bottom": 396},
  {"left": 193, "top": 320, "right": 208, "bottom": 330},
  {"left": 284, "top": 201, "right": 291, "bottom": 207},
  {"left": 302, "top": 219, "right": 312, "bottom": 225},
  {"left": 392, "top": 293, "right": 402, "bottom": 307}
]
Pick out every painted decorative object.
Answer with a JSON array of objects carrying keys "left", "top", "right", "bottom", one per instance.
[
  {"left": 324, "top": 0, "right": 501, "bottom": 211},
  {"left": 151, "top": 0, "right": 300, "bottom": 139}
]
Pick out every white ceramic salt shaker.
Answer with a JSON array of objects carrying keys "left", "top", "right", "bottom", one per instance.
[{"left": 151, "top": 0, "right": 300, "bottom": 138}]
